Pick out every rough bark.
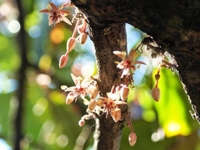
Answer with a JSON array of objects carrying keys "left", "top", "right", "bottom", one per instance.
[
  {"left": 72, "top": 0, "right": 200, "bottom": 149},
  {"left": 88, "top": 22, "right": 129, "bottom": 150}
]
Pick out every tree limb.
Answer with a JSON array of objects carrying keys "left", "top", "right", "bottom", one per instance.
[{"left": 72, "top": 0, "right": 200, "bottom": 149}]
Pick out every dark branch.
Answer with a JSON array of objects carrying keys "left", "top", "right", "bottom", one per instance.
[
  {"left": 13, "top": 0, "right": 29, "bottom": 150},
  {"left": 72, "top": 0, "right": 200, "bottom": 123}
]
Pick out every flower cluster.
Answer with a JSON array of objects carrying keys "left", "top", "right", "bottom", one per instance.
[
  {"left": 61, "top": 72, "right": 138, "bottom": 146},
  {"left": 59, "top": 48, "right": 146, "bottom": 146},
  {"left": 40, "top": 2, "right": 141, "bottom": 146},
  {"left": 61, "top": 73, "right": 127, "bottom": 122},
  {"left": 40, "top": 2, "right": 89, "bottom": 68},
  {"left": 40, "top": 2, "right": 176, "bottom": 147}
]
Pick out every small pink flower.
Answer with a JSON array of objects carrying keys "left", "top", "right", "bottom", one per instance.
[
  {"left": 101, "top": 92, "right": 127, "bottom": 122},
  {"left": 61, "top": 74, "right": 99, "bottom": 105},
  {"left": 113, "top": 50, "right": 146, "bottom": 78},
  {"left": 61, "top": 73, "right": 87, "bottom": 102},
  {"left": 40, "top": 2, "right": 71, "bottom": 26}
]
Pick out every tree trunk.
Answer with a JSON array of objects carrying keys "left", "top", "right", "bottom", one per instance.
[
  {"left": 90, "top": 23, "right": 128, "bottom": 149},
  {"left": 72, "top": 0, "right": 200, "bottom": 149}
]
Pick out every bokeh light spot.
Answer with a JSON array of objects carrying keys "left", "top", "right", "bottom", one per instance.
[
  {"left": 39, "top": 55, "right": 52, "bottom": 72},
  {"left": 50, "top": 27, "right": 65, "bottom": 44},
  {"left": 33, "top": 103, "right": 44, "bottom": 116},
  {"left": 32, "top": 98, "right": 48, "bottom": 116},
  {"left": 81, "top": 61, "right": 95, "bottom": 77},
  {"left": 0, "top": 139, "right": 11, "bottom": 150},
  {"left": 45, "top": 133, "right": 57, "bottom": 145},
  {"left": 151, "top": 128, "right": 165, "bottom": 142},
  {"left": 42, "top": 120, "right": 55, "bottom": 134},
  {"left": 0, "top": 3, "right": 11, "bottom": 16},
  {"left": 8, "top": 20, "right": 20, "bottom": 33},
  {"left": 142, "top": 110, "right": 156, "bottom": 122},
  {"left": 36, "top": 74, "right": 51, "bottom": 86},
  {"left": 28, "top": 25, "right": 41, "bottom": 38},
  {"left": 165, "top": 121, "right": 182, "bottom": 137},
  {"left": 56, "top": 134, "right": 68, "bottom": 147}
]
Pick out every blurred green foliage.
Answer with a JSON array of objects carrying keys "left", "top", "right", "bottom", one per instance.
[{"left": 0, "top": 0, "right": 199, "bottom": 150}]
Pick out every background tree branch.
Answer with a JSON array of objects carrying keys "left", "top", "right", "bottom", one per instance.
[{"left": 14, "top": 0, "right": 28, "bottom": 149}]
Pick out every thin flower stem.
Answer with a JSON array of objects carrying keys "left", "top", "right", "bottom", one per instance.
[
  {"left": 155, "top": 68, "right": 160, "bottom": 87},
  {"left": 126, "top": 117, "right": 134, "bottom": 133},
  {"left": 65, "top": 51, "right": 69, "bottom": 56},
  {"left": 155, "top": 81, "right": 158, "bottom": 87},
  {"left": 72, "top": 19, "right": 80, "bottom": 38}
]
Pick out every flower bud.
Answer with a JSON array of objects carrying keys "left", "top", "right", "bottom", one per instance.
[
  {"left": 78, "top": 119, "right": 85, "bottom": 127},
  {"left": 88, "top": 99, "right": 96, "bottom": 110},
  {"left": 59, "top": 54, "right": 68, "bottom": 68},
  {"left": 77, "top": 19, "right": 87, "bottom": 34},
  {"left": 66, "top": 92, "right": 75, "bottom": 104},
  {"left": 111, "top": 108, "right": 121, "bottom": 122},
  {"left": 77, "top": 24, "right": 85, "bottom": 34},
  {"left": 120, "top": 85, "right": 129, "bottom": 100},
  {"left": 66, "top": 37, "right": 76, "bottom": 52},
  {"left": 152, "top": 87, "right": 160, "bottom": 102},
  {"left": 128, "top": 132, "right": 137, "bottom": 146},
  {"left": 80, "top": 33, "right": 88, "bottom": 44}
]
